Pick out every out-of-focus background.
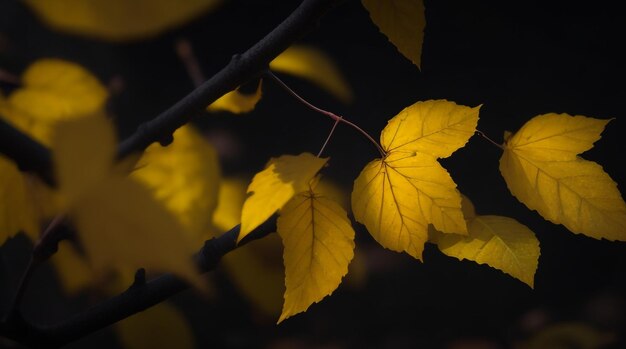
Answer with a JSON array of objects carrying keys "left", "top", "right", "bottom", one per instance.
[{"left": 1, "top": 0, "right": 625, "bottom": 348}]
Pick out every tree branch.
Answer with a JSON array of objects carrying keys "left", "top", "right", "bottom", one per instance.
[
  {"left": 0, "top": 118, "right": 53, "bottom": 184},
  {"left": 0, "top": 218, "right": 276, "bottom": 348},
  {"left": 117, "top": 0, "right": 342, "bottom": 159}
]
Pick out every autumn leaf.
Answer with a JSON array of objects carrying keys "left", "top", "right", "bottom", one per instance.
[
  {"left": 361, "top": 0, "right": 426, "bottom": 69},
  {"left": 270, "top": 45, "right": 353, "bottom": 103},
  {"left": 239, "top": 153, "right": 328, "bottom": 242},
  {"left": 277, "top": 184, "right": 355, "bottom": 323},
  {"left": 23, "top": 0, "right": 222, "bottom": 41},
  {"left": 132, "top": 125, "right": 221, "bottom": 244},
  {"left": 500, "top": 113, "right": 626, "bottom": 241},
  {"left": 0, "top": 59, "right": 107, "bottom": 242},
  {"left": 352, "top": 100, "right": 479, "bottom": 259},
  {"left": 52, "top": 115, "right": 205, "bottom": 289},
  {"left": 2, "top": 59, "right": 108, "bottom": 145},
  {"left": 207, "top": 80, "right": 263, "bottom": 114},
  {"left": 431, "top": 215, "right": 540, "bottom": 288},
  {"left": 115, "top": 303, "right": 195, "bottom": 349}
]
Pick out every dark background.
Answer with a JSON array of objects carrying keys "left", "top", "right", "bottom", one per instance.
[{"left": 1, "top": 0, "right": 625, "bottom": 348}]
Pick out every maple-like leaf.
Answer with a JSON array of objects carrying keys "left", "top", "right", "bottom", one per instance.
[
  {"left": 352, "top": 100, "right": 479, "bottom": 259},
  {"left": 270, "top": 45, "right": 353, "bottom": 103},
  {"left": 52, "top": 114, "right": 205, "bottom": 289},
  {"left": 207, "top": 80, "right": 263, "bottom": 114},
  {"left": 277, "top": 184, "right": 355, "bottom": 323},
  {"left": 24, "top": 0, "right": 222, "bottom": 41},
  {"left": 431, "top": 215, "right": 540, "bottom": 288},
  {"left": 500, "top": 113, "right": 626, "bottom": 241},
  {"left": 115, "top": 302, "right": 195, "bottom": 349},
  {"left": 132, "top": 125, "right": 221, "bottom": 244},
  {"left": 361, "top": 0, "right": 426, "bottom": 69},
  {"left": 0, "top": 59, "right": 108, "bottom": 242},
  {"left": 239, "top": 153, "right": 327, "bottom": 241}
]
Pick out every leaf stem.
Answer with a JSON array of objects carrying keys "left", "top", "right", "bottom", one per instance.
[
  {"left": 318, "top": 117, "right": 341, "bottom": 157},
  {"left": 476, "top": 130, "right": 504, "bottom": 150},
  {"left": 266, "top": 70, "right": 385, "bottom": 157}
]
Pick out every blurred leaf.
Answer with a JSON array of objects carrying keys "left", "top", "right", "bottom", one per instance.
[
  {"left": 0, "top": 156, "right": 40, "bottom": 242},
  {"left": 4, "top": 59, "right": 108, "bottom": 145},
  {"left": 239, "top": 153, "right": 327, "bottom": 242},
  {"left": 207, "top": 80, "right": 263, "bottom": 114},
  {"left": 52, "top": 115, "right": 205, "bottom": 289},
  {"left": 271, "top": 45, "right": 353, "bottom": 102},
  {"left": 133, "top": 125, "right": 221, "bottom": 244},
  {"left": 361, "top": 0, "right": 425, "bottom": 69},
  {"left": 523, "top": 323, "right": 615, "bottom": 349},
  {"left": 24, "top": 0, "right": 222, "bottom": 41},
  {"left": 212, "top": 178, "right": 284, "bottom": 317},
  {"left": 50, "top": 241, "right": 94, "bottom": 295},
  {"left": 115, "top": 302, "right": 195, "bottom": 349}
]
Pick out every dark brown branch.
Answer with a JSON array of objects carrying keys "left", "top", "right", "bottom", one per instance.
[
  {"left": 0, "top": 118, "right": 53, "bottom": 184},
  {"left": 0, "top": 218, "right": 276, "bottom": 348},
  {"left": 117, "top": 0, "right": 342, "bottom": 159}
]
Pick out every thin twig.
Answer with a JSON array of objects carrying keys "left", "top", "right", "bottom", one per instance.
[
  {"left": 476, "top": 130, "right": 504, "bottom": 150},
  {"left": 266, "top": 70, "right": 386, "bottom": 157}
]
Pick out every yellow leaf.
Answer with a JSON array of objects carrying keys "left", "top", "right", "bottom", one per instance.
[
  {"left": 277, "top": 186, "right": 355, "bottom": 323},
  {"left": 239, "top": 153, "right": 327, "bottom": 242},
  {"left": 381, "top": 100, "right": 481, "bottom": 157},
  {"left": 361, "top": 0, "right": 426, "bottom": 69},
  {"left": 433, "top": 215, "right": 540, "bottom": 287},
  {"left": 500, "top": 113, "right": 626, "bottom": 241},
  {"left": 52, "top": 115, "right": 205, "bottom": 289},
  {"left": 207, "top": 80, "right": 263, "bottom": 114},
  {"left": 352, "top": 100, "right": 479, "bottom": 259},
  {"left": 3, "top": 59, "right": 108, "bottom": 145},
  {"left": 115, "top": 302, "right": 195, "bottom": 349},
  {"left": 23, "top": 0, "right": 222, "bottom": 41},
  {"left": 0, "top": 156, "right": 40, "bottom": 243},
  {"left": 270, "top": 45, "right": 353, "bottom": 103},
  {"left": 132, "top": 125, "right": 221, "bottom": 244}
]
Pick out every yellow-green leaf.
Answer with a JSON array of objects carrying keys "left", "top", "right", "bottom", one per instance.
[
  {"left": 207, "top": 80, "right": 263, "bottom": 114},
  {"left": 500, "top": 113, "right": 626, "bottom": 241},
  {"left": 381, "top": 100, "right": 481, "bottom": 157},
  {"left": 361, "top": 0, "right": 426, "bottom": 69},
  {"left": 239, "top": 153, "right": 327, "bottom": 242},
  {"left": 352, "top": 100, "right": 479, "bottom": 259},
  {"left": 270, "top": 45, "right": 353, "bottom": 103},
  {"left": 3, "top": 59, "right": 108, "bottom": 145},
  {"left": 132, "top": 125, "right": 221, "bottom": 244},
  {"left": 24, "top": 0, "right": 222, "bottom": 41},
  {"left": 52, "top": 115, "right": 205, "bottom": 289},
  {"left": 433, "top": 215, "right": 540, "bottom": 287},
  {"left": 277, "top": 186, "right": 355, "bottom": 323},
  {"left": 115, "top": 302, "right": 194, "bottom": 349},
  {"left": 0, "top": 156, "right": 40, "bottom": 243}
]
